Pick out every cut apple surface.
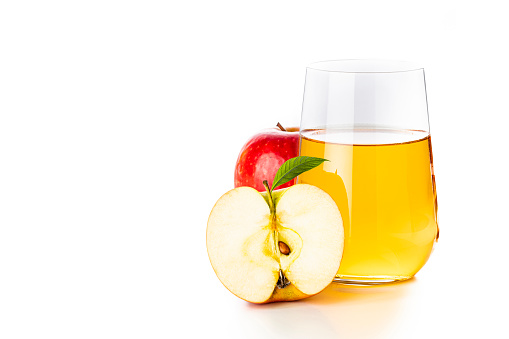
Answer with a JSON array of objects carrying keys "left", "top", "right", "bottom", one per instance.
[{"left": 206, "top": 184, "right": 344, "bottom": 303}]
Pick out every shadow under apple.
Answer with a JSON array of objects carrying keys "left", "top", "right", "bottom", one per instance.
[{"left": 239, "top": 279, "right": 416, "bottom": 339}]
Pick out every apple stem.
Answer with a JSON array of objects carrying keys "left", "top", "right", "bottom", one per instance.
[
  {"left": 262, "top": 180, "right": 275, "bottom": 215},
  {"left": 276, "top": 122, "right": 286, "bottom": 132}
]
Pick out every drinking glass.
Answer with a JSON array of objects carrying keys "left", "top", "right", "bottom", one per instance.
[{"left": 298, "top": 60, "right": 438, "bottom": 284}]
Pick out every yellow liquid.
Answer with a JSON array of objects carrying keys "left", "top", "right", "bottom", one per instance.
[{"left": 299, "top": 129, "right": 438, "bottom": 282}]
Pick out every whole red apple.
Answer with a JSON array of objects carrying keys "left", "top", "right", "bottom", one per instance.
[{"left": 234, "top": 123, "right": 300, "bottom": 192}]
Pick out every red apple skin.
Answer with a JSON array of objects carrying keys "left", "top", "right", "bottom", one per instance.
[{"left": 234, "top": 127, "right": 300, "bottom": 192}]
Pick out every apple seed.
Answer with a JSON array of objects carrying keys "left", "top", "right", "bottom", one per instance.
[{"left": 278, "top": 241, "right": 290, "bottom": 255}]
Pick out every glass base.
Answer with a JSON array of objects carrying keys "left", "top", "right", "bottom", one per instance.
[{"left": 333, "top": 275, "right": 412, "bottom": 286}]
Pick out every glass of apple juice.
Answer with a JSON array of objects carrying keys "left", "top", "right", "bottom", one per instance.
[{"left": 298, "top": 60, "right": 438, "bottom": 284}]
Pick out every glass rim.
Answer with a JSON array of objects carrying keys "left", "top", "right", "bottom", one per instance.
[{"left": 306, "top": 59, "right": 424, "bottom": 74}]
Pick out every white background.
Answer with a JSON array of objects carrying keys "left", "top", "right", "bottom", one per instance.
[{"left": 1, "top": 1, "right": 508, "bottom": 338}]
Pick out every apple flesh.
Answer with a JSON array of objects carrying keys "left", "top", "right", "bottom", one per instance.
[
  {"left": 234, "top": 126, "right": 300, "bottom": 192},
  {"left": 207, "top": 184, "right": 344, "bottom": 303}
]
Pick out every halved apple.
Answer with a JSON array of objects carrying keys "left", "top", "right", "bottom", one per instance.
[{"left": 206, "top": 184, "right": 344, "bottom": 303}]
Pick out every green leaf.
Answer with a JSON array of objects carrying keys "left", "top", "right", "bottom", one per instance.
[{"left": 271, "top": 156, "right": 329, "bottom": 191}]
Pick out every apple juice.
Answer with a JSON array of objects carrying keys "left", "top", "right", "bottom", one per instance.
[{"left": 298, "top": 128, "right": 438, "bottom": 282}]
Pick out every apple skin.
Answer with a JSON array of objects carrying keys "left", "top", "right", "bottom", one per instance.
[
  {"left": 229, "top": 281, "right": 311, "bottom": 304},
  {"left": 234, "top": 127, "right": 300, "bottom": 192}
]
